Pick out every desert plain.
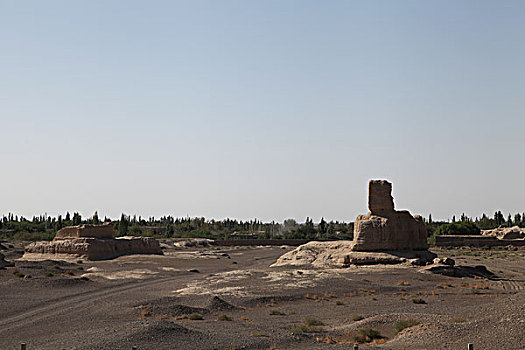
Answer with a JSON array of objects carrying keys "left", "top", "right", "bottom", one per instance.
[{"left": 1, "top": 242, "right": 524, "bottom": 350}]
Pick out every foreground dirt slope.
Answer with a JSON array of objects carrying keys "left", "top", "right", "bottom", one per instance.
[{"left": 1, "top": 244, "right": 524, "bottom": 349}]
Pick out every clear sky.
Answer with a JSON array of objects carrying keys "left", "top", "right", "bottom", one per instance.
[{"left": 1, "top": 1, "right": 524, "bottom": 222}]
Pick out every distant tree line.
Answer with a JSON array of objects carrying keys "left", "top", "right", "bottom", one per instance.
[
  {"left": 1, "top": 210, "right": 523, "bottom": 242},
  {"left": 424, "top": 211, "right": 525, "bottom": 240},
  {"left": 0, "top": 212, "right": 353, "bottom": 241}
]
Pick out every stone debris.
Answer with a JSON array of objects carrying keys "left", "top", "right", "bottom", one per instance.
[
  {"left": 24, "top": 224, "right": 162, "bottom": 261},
  {"left": 433, "top": 257, "right": 455, "bottom": 266}
]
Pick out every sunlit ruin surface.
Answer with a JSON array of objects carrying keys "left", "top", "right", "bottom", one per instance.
[
  {"left": 23, "top": 223, "right": 162, "bottom": 261},
  {"left": 273, "top": 180, "right": 436, "bottom": 267}
]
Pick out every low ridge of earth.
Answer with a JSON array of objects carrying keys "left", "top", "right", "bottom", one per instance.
[{"left": 1, "top": 243, "right": 525, "bottom": 349}]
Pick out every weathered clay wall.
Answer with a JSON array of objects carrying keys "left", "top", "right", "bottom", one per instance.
[
  {"left": 368, "top": 180, "right": 395, "bottom": 214},
  {"left": 353, "top": 180, "right": 428, "bottom": 251},
  {"left": 24, "top": 237, "right": 162, "bottom": 260},
  {"left": 55, "top": 224, "right": 114, "bottom": 240}
]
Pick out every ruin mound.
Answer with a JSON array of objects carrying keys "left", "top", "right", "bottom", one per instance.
[
  {"left": 274, "top": 180, "right": 434, "bottom": 268},
  {"left": 353, "top": 180, "right": 428, "bottom": 251},
  {"left": 24, "top": 224, "right": 162, "bottom": 261}
]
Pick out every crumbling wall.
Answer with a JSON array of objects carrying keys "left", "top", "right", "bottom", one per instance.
[
  {"left": 352, "top": 180, "right": 428, "bottom": 251},
  {"left": 54, "top": 223, "right": 115, "bottom": 240}
]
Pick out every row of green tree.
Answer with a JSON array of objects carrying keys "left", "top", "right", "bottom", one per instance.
[
  {"left": 0, "top": 212, "right": 353, "bottom": 241},
  {"left": 1, "top": 210, "right": 523, "bottom": 242}
]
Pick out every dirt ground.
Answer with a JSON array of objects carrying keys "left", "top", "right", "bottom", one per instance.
[{"left": 1, "top": 241, "right": 524, "bottom": 350}]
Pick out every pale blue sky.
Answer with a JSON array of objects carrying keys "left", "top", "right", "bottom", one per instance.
[{"left": 1, "top": 1, "right": 524, "bottom": 222}]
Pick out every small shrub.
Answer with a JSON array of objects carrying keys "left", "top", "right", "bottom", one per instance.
[
  {"left": 394, "top": 319, "right": 420, "bottom": 334},
  {"left": 188, "top": 313, "right": 203, "bottom": 320},
  {"left": 141, "top": 309, "right": 151, "bottom": 318},
  {"left": 412, "top": 298, "right": 426, "bottom": 304},
  {"left": 449, "top": 317, "right": 467, "bottom": 323},
  {"left": 290, "top": 324, "right": 308, "bottom": 335},
  {"left": 65, "top": 270, "right": 75, "bottom": 276},
  {"left": 76, "top": 260, "right": 83, "bottom": 264},
  {"left": 289, "top": 315, "right": 327, "bottom": 335},
  {"left": 45, "top": 272, "right": 54, "bottom": 277},
  {"left": 353, "top": 328, "right": 383, "bottom": 343},
  {"left": 12, "top": 270, "right": 24, "bottom": 278},
  {"left": 269, "top": 310, "right": 286, "bottom": 316},
  {"left": 217, "top": 314, "right": 233, "bottom": 321},
  {"left": 304, "top": 317, "right": 324, "bottom": 326},
  {"left": 52, "top": 265, "right": 61, "bottom": 270},
  {"left": 335, "top": 300, "right": 344, "bottom": 305},
  {"left": 351, "top": 314, "right": 364, "bottom": 321}
]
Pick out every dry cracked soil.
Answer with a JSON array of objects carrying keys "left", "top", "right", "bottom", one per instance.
[{"left": 1, "top": 242, "right": 525, "bottom": 350}]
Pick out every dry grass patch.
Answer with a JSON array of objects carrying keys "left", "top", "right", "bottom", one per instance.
[
  {"left": 304, "top": 317, "right": 324, "bottom": 326},
  {"left": 269, "top": 310, "right": 286, "bottom": 316},
  {"left": 290, "top": 317, "right": 325, "bottom": 335},
  {"left": 353, "top": 328, "right": 386, "bottom": 344},
  {"left": 12, "top": 270, "right": 25, "bottom": 278},
  {"left": 217, "top": 314, "right": 233, "bottom": 321},
  {"left": 317, "top": 330, "right": 387, "bottom": 345},
  {"left": 351, "top": 314, "right": 364, "bottom": 321},
  {"left": 187, "top": 313, "right": 204, "bottom": 320}
]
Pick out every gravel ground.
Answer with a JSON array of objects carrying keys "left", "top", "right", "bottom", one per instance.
[{"left": 1, "top": 243, "right": 524, "bottom": 350}]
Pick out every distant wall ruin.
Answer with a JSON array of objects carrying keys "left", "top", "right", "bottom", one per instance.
[
  {"left": 435, "top": 235, "right": 525, "bottom": 247},
  {"left": 54, "top": 223, "right": 115, "bottom": 240},
  {"left": 25, "top": 223, "right": 162, "bottom": 261}
]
